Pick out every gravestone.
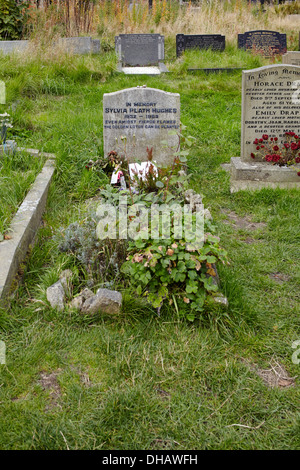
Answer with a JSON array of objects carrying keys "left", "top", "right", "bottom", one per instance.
[
  {"left": 103, "top": 86, "right": 180, "bottom": 166},
  {"left": 238, "top": 30, "right": 287, "bottom": 57},
  {"left": 176, "top": 34, "right": 225, "bottom": 57},
  {"left": 282, "top": 51, "right": 300, "bottom": 66},
  {"left": 0, "top": 40, "right": 29, "bottom": 55},
  {"left": 57, "top": 37, "right": 100, "bottom": 54},
  {"left": 230, "top": 64, "right": 300, "bottom": 191},
  {"left": 115, "top": 34, "right": 168, "bottom": 74}
]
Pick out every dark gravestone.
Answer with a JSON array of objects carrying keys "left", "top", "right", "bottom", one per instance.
[
  {"left": 176, "top": 34, "right": 225, "bottom": 57},
  {"left": 238, "top": 30, "right": 287, "bottom": 57},
  {"left": 115, "top": 34, "right": 164, "bottom": 66}
]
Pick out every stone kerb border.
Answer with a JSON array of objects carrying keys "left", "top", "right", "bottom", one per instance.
[
  {"left": 0, "top": 37, "right": 100, "bottom": 56},
  {"left": 0, "top": 150, "right": 56, "bottom": 305}
]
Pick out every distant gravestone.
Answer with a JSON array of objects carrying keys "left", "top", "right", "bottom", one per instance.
[
  {"left": 115, "top": 34, "right": 167, "bottom": 73},
  {"left": 176, "top": 34, "right": 225, "bottom": 57},
  {"left": 238, "top": 30, "right": 287, "bottom": 57},
  {"left": 240, "top": 64, "right": 300, "bottom": 161},
  {"left": 103, "top": 86, "right": 180, "bottom": 166},
  {"left": 57, "top": 37, "right": 100, "bottom": 54},
  {"left": 282, "top": 51, "right": 300, "bottom": 66}
]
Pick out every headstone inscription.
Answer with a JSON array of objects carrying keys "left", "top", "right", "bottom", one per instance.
[
  {"left": 282, "top": 51, "right": 300, "bottom": 66},
  {"left": 176, "top": 34, "right": 225, "bottom": 57},
  {"left": 240, "top": 64, "right": 300, "bottom": 162},
  {"left": 103, "top": 86, "right": 180, "bottom": 166},
  {"left": 115, "top": 34, "right": 165, "bottom": 67},
  {"left": 238, "top": 30, "right": 287, "bottom": 57}
]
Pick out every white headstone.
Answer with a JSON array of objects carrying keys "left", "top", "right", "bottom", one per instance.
[{"left": 103, "top": 87, "right": 180, "bottom": 166}]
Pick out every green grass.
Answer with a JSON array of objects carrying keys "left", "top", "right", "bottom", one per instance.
[
  {"left": 0, "top": 150, "right": 46, "bottom": 235},
  {"left": 0, "top": 47, "right": 299, "bottom": 450}
]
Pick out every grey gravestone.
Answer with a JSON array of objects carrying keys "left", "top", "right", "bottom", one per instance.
[
  {"left": 115, "top": 34, "right": 167, "bottom": 72},
  {"left": 282, "top": 51, "right": 300, "bottom": 66},
  {"left": 103, "top": 86, "right": 180, "bottom": 166},
  {"left": 57, "top": 37, "right": 100, "bottom": 54},
  {"left": 238, "top": 30, "right": 287, "bottom": 57},
  {"left": 230, "top": 64, "right": 300, "bottom": 191},
  {"left": 240, "top": 64, "right": 300, "bottom": 161},
  {"left": 176, "top": 34, "right": 225, "bottom": 57},
  {"left": 0, "top": 40, "right": 29, "bottom": 55}
]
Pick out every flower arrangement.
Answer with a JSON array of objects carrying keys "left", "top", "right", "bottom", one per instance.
[
  {"left": 251, "top": 132, "right": 300, "bottom": 176},
  {"left": 0, "top": 113, "right": 13, "bottom": 145}
]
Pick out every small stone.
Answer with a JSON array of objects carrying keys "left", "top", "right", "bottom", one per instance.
[
  {"left": 69, "top": 288, "right": 94, "bottom": 311},
  {"left": 213, "top": 295, "right": 228, "bottom": 307},
  {"left": 81, "top": 288, "right": 122, "bottom": 315},
  {"left": 46, "top": 281, "right": 65, "bottom": 311}
]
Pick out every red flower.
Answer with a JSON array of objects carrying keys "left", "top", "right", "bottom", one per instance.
[
  {"left": 259, "top": 138, "right": 263, "bottom": 143},
  {"left": 274, "top": 137, "right": 278, "bottom": 141},
  {"left": 297, "top": 172, "right": 300, "bottom": 177},
  {"left": 295, "top": 157, "right": 300, "bottom": 163},
  {"left": 251, "top": 153, "right": 255, "bottom": 159},
  {"left": 256, "top": 146, "right": 260, "bottom": 150},
  {"left": 253, "top": 138, "right": 259, "bottom": 144},
  {"left": 262, "top": 134, "right": 268, "bottom": 140},
  {"left": 291, "top": 142, "right": 298, "bottom": 150},
  {"left": 284, "top": 143, "right": 290, "bottom": 149},
  {"left": 273, "top": 145, "right": 279, "bottom": 151}
]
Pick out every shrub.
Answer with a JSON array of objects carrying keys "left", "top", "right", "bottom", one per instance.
[{"left": 0, "top": 0, "right": 30, "bottom": 40}]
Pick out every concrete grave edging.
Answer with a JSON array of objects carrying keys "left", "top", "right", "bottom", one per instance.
[{"left": 0, "top": 151, "right": 56, "bottom": 305}]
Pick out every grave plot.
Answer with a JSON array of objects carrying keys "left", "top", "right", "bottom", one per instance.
[
  {"left": 53, "top": 85, "right": 228, "bottom": 317},
  {"left": 230, "top": 64, "right": 300, "bottom": 192},
  {"left": 115, "top": 34, "right": 168, "bottom": 75}
]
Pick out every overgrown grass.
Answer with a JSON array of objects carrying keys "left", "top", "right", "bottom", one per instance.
[
  {"left": 0, "top": 150, "right": 45, "bottom": 235},
  {"left": 0, "top": 39, "right": 299, "bottom": 450}
]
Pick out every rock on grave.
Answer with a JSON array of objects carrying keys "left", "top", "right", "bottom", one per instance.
[
  {"left": 103, "top": 86, "right": 180, "bottom": 166},
  {"left": 81, "top": 288, "right": 122, "bottom": 315},
  {"left": 46, "top": 281, "right": 66, "bottom": 311}
]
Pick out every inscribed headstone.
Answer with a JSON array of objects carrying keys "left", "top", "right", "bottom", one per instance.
[
  {"left": 176, "top": 34, "right": 225, "bottom": 57},
  {"left": 241, "top": 65, "right": 300, "bottom": 162},
  {"left": 238, "top": 30, "right": 287, "bottom": 57},
  {"left": 103, "top": 87, "right": 180, "bottom": 166},
  {"left": 115, "top": 34, "right": 164, "bottom": 66}
]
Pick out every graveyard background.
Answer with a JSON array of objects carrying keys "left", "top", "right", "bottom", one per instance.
[{"left": 0, "top": 0, "right": 299, "bottom": 450}]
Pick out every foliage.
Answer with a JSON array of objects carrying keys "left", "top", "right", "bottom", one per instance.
[
  {"left": 58, "top": 213, "right": 127, "bottom": 286},
  {"left": 0, "top": 112, "right": 12, "bottom": 144},
  {"left": 251, "top": 132, "right": 300, "bottom": 176},
  {"left": 0, "top": 0, "right": 30, "bottom": 40}
]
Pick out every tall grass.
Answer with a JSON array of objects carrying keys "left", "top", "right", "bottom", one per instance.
[{"left": 24, "top": 0, "right": 300, "bottom": 50}]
